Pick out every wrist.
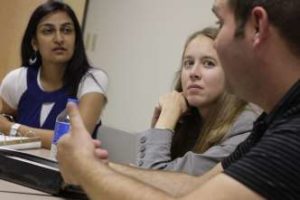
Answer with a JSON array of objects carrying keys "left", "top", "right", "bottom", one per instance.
[
  {"left": 77, "top": 156, "right": 110, "bottom": 185},
  {"left": 154, "top": 127, "right": 175, "bottom": 133},
  {"left": 155, "top": 108, "right": 180, "bottom": 130},
  {"left": 0, "top": 116, "right": 13, "bottom": 135},
  {"left": 9, "top": 123, "right": 21, "bottom": 136},
  {"left": 155, "top": 117, "right": 176, "bottom": 132}
]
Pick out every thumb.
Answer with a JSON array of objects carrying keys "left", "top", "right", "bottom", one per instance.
[{"left": 66, "top": 102, "right": 86, "bottom": 134}]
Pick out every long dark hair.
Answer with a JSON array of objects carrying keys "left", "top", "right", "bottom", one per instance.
[
  {"left": 21, "top": 1, "right": 91, "bottom": 96},
  {"left": 171, "top": 27, "right": 247, "bottom": 158}
]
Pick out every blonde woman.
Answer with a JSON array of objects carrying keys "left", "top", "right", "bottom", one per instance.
[{"left": 136, "top": 27, "right": 259, "bottom": 175}]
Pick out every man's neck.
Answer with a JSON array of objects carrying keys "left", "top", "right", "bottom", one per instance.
[{"left": 251, "top": 60, "right": 300, "bottom": 114}]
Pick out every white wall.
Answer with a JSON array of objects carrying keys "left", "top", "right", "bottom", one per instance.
[{"left": 84, "top": 0, "right": 216, "bottom": 132}]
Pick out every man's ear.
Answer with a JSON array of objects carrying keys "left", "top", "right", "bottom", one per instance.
[
  {"left": 250, "top": 6, "right": 269, "bottom": 47},
  {"left": 31, "top": 38, "right": 38, "bottom": 51}
]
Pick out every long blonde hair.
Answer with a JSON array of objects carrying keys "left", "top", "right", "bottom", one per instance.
[
  {"left": 193, "top": 93, "right": 246, "bottom": 153},
  {"left": 171, "top": 27, "right": 247, "bottom": 157}
]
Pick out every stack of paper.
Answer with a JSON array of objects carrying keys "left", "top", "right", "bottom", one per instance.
[{"left": 0, "top": 135, "right": 41, "bottom": 150}]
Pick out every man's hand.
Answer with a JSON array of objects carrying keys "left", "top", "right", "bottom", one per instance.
[
  {"left": 93, "top": 139, "right": 109, "bottom": 164},
  {"left": 57, "top": 102, "right": 103, "bottom": 184}
]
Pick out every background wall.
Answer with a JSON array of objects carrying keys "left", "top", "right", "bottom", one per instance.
[
  {"left": 0, "top": 0, "right": 46, "bottom": 81},
  {"left": 62, "top": 0, "right": 87, "bottom": 27},
  {"left": 84, "top": 0, "right": 216, "bottom": 133}
]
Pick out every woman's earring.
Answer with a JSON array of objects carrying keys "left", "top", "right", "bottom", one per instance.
[{"left": 29, "top": 51, "right": 38, "bottom": 65}]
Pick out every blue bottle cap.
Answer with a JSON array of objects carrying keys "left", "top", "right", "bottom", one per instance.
[{"left": 67, "top": 98, "right": 79, "bottom": 104}]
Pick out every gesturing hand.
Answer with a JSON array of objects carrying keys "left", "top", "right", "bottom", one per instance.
[
  {"left": 93, "top": 139, "right": 109, "bottom": 164},
  {"left": 57, "top": 102, "right": 104, "bottom": 184}
]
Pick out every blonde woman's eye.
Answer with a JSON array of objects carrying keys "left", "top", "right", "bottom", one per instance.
[
  {"left": 183, "top": 59, "right": 194, "bottom": 69},
  {"left": 203, "top": 60, "right": 216, "bottom": 68}
]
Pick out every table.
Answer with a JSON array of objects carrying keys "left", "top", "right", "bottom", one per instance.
[
  {"left": 0, "top": 180, "right": 64, "bottom": 200},
  {"left": 0, "top": 148, "right": 64, "bottom": 200}
]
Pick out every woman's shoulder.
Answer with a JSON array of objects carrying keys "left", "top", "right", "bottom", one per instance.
[
  {"left": 237, "top": 104, "right": 261, "bottom": 122},
  {"left": 225, "top": 104, "right": 261, "bottom": 138},
  {"left": 0, "top": 67, "right": 28, "bottom": 109},
  {"left": 4, "top": 67, "right": 27, "bottom": 78},
  {"left": 86, "top": 67, "right": 108, "bottom": 87},
  {"left": 77, "top": 67, "right": 109, "bottom": 96},
  {"left": 2, "top": 67, "right": 27, "bottom": 84},
  {"left": 87, "top": 67, "right": 108, "bottom": 79}
]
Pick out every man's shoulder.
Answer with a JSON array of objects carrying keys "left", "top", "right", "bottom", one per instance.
[{"left": 270, "top": 112, "right": 300, "bottom": 133}]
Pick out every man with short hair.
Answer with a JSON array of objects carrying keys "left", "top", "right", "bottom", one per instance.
[{"left": 57, "top": 0, "right": 300, "bottom": 199}]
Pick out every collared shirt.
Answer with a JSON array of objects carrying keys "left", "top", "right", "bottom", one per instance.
[{"left": 222, "top": 80, "right": 300, "bottom": 200}]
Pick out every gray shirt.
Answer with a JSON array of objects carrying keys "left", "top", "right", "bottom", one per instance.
[{"left": 136, "top": 108, "right": 258, "bottom": 176}]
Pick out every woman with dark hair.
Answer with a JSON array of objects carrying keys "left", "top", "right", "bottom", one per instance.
[
  {"left": 136, "top": 27, "right": 259, "bottom": 176},
  {"left": 0, "top": 1, "right": 108, "bottom": 149}
]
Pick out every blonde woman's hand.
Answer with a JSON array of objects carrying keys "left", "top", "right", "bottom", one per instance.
[
  {"left": 154, "top": 91, "right": 188, "bottom": 131},
  {"left": 150, "top": 105, "right": 162, "bottom": 128}
]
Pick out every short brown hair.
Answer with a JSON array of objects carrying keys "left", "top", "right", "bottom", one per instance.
[{"left": 228, "top": 0, "right": 300, "bottom": 56}]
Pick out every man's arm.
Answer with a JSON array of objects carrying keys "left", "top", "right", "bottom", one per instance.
[
  {"left": 57, "top": 102, "right": 264, "bottom": 200},
  {"left": 109, "top": 162, "right": 223, "bottom": 197},
  {"left": 66, "top": 155, "right": 263, "bottom": 200},
  {"left": 77, "top": 158, "right": 174, "bottom": 200},
  {"left": 181, "top": 173, "right": 263, "bottom": 200}
]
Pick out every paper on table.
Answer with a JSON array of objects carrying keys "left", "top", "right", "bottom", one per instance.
[{"left": 0, "top": 135, "right": 41, "bottom": 150}]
